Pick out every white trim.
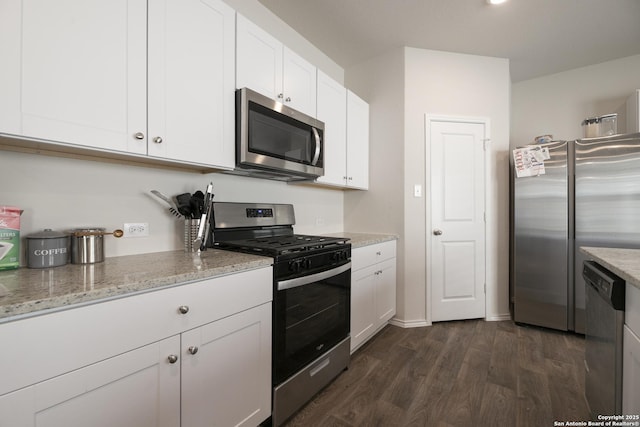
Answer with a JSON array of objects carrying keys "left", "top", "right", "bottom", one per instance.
[
  {"left": 424, "top": 114, "right": 491, "bottom": 323},
  {"left": 485, "top": 314, "right": 512, "bottom": 322},
  {"left": 389, "top": 318, "right": 430, "bottom": 328}
]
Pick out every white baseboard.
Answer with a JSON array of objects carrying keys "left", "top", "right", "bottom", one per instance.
[
  {"left": 485, "top": 313, "right": 512, "bottom": 322},
  {"left": 388, "top": 318, "right": 430, "bottom": 328}
]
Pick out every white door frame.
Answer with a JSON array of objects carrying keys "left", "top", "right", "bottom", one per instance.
[{"left": 425, "top": 114, "right": 490, "bottom": 325}]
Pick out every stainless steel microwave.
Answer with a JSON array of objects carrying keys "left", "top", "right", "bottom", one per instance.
[{"left": 234, "top": 87, "right": 324, "bottom": 181}]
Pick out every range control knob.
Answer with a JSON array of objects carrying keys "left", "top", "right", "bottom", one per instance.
[
  {"left": 289, "top": 260, "right": 301, "bottom": 272},
  {"left": 303, "top": 258, "right": 312, "bottom": 269}
]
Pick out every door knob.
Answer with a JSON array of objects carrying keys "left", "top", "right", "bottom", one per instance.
[{"left": 433, "top": 229, "right": 443, "bottom": 236}]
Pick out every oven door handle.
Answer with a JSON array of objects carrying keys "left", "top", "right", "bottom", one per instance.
[{"left": 277, "top": 262, "right": 351, "bottom": 291}]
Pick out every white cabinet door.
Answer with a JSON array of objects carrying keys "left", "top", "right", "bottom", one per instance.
[
  {"left": 623, "top": 325, "right": 640, "bottom": 415},
  {"left": 351, "top": 241, "right": 397, "bottom": 353},
  {"left": 236, "top": 14, "right": 316, "bottom": 117},
  {"left": 181, "top": 302, "right": 272, "bottom": 427},
  {"left": 351, "top": 266, "right": 376, "bottom": 352},
  {"left": 236, "top": 14, "right": 283, "bottom": 101},
  {"left": 0, "top": 0, "right": 147, "bottom": 154},
  {"left": 283, "top": 47, "right": 317, "bottom": 117},
  {"left": 346, "top": 90, "right": 370, "bottom": 189},
  {"left": 0, "top": 336, "right": 180, "bottom": 427},
  {"left": 316, "top": 70, "right": 347, "bottom": 187},
  {"left": 375, "top": 258, "right": 397, "bottom": 324},
  {"left": 147, "top": 0, "right": 235, "bottom": 168}
]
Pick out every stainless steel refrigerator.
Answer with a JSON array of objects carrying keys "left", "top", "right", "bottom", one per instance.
[{"left": 511, "top": 133, "right": 640, "bottom": 333}]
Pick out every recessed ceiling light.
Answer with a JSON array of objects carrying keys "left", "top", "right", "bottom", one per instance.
[{"left": 487, "top": 0, "right": 508, "bottom": 4}]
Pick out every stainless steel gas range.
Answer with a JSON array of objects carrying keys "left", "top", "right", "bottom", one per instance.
[{"left": 210, "top": 202, "right": 351, "bottom": 426}]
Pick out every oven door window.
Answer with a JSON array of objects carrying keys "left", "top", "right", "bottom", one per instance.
[{"left": 274, "top": 263, "right": 350, "bottom": 384}]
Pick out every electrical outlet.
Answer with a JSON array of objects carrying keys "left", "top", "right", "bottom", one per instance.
[{"left": 123, "top": 222, "right": 149, "bottom": 238}]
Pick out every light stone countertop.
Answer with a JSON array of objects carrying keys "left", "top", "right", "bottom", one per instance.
[
  {"left": 580, "top": 247, "right": 640, "bottom": 290},
  {"left": 324, "top": 232, "right": 398, "bottom": 248},
  {"left": 0, "top": 232, "right": 398, "bottom": 324},
  {"left": 0, "top": 249, "right": 272, "bottom": 323}
]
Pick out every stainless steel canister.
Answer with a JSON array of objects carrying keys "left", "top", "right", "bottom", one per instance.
[
  {"left": 70, "top": 228, "right": 105, "bottom": 264},
  {"left": 26, "top": 229, "right": 70, "bottom": 268}
]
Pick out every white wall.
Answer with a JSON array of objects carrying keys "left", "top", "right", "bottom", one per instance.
[
  {"left": 512, "top": 54, "right": 640, "bottom": 147},
  {"left": 344, "top": 49, "right": 406, "bottom": 315},
  {"left": 0, "top": 150, "right": 343, "bottom": 264},
  {"left": 404, "top": 48, "right": 511, "bottom": 324},
  {"left": 344, "top": 47, "right": 511, "bottom": 326}
]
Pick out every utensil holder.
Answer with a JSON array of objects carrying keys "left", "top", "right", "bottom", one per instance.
[{"left": 184, "top": 219, "right": 200, "bottom": 252}]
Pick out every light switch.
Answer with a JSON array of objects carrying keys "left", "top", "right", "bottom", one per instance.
[{"left": 414, "top": 184, "right": 422, "bottom": 197}]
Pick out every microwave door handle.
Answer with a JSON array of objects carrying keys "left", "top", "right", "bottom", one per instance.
[
  {"left": 277, "top": 262, "right": 351, "bottom": 291},
  {"left": 311, "top": 127, "right": 321, "bottom": 166}
]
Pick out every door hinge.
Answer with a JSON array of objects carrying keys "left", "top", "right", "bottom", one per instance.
[
  {"left": 483, "top": 211, "right": 486, "bottom": 222},
  {"left": 483, "top": 139, "right": 491, "bottom": 151},
  {"left": 484, "top": 283, "right": 486, "bottom": 294}
]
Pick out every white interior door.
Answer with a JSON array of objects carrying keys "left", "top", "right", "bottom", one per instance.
[{"left": 429, "top": 118, "right": 486, "bottom": 322}]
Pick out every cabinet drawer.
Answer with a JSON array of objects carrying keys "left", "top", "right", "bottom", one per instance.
[
  {"left": 352, "top": 240, "right": 396, "bottom": 272},
  {"left": 0, "top": 267, "right": 272, "bottom": 396}
]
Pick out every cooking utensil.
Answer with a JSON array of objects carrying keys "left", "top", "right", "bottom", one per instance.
[
  {"left": 194, "top": 183, "right": 214, "bottom": 251},
  {"left": 72, "top": 229, "right": 124, "bottom": 238},
  {"left": 150, "top": 190, "right": 181, "bottom": 217},
  {"left": 190, "top": 191, "right": 204, "bottom": 219},
  {"left": 175, "top": 193, "right": 193, "bottom": 218}
]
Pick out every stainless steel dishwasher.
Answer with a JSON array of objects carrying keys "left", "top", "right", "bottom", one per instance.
[{"left": 583, "top": 260, "right": 626, "bottom": 418}]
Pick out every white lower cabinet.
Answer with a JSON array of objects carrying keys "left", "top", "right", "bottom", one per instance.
[
  {"left": 623, "top": 283, "right": 640, "bottom": 415},
  {"left": 0, "top": 336, "right": 181, "bottom": 427},
  {"left": 0, "top": 267, "right": 272, "bottom": 427},
  {"left": 181, "top": 303, "right": 271, "bottom": 427},
  {"left": 350, "top": 240, "right": 397, "bottom": 353}
]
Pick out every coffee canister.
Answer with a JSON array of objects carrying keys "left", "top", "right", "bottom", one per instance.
[
  {"left": 69, "top": 228, "right": 105, "bottom": 264},
  {"left": 26, "top": 229, "right": 70, "bottom": 268}
]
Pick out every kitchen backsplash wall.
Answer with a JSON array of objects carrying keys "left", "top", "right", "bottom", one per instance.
[{"left": 0, "top": 150, "right": 344, "bottom": 264}]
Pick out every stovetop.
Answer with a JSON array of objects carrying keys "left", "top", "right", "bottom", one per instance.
[{"left": 215, "top": 234, "right": 349, "bottom": 256}]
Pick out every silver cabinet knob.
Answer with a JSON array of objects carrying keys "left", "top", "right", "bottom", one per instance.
[
  {"left": 277, "top": 93, "right": 284, "bottom": 99},
  {"left": 167, "top": 354, "right": 178, "bottom": 364},
  {"left": 134, "top": 132, "right": 145, "bottom": 140},
  {"left": 285, "top": 97, "right": 291, "bottom": 102},
  {"left": 188, "top": 346, "right": 199, "bottom": 355},
  {"left": 178, "top": 305, "right": 189, "bottom": 314},
  {"left": 433, "top": 229, "right": 443, "bottom": 236},
  {"left": 376, "top": 251, "right": 381, "bottom": 256},
  {"left": 153, "top": 136, "right": 163, "bottom": 144}
]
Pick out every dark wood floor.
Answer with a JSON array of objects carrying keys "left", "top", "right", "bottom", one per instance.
[{"left": 284, "top": 320, "right": 589, "bottom": 427}]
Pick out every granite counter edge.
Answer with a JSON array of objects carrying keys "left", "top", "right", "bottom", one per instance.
[
  {"left": 0, "top": 256, "right": 272, "bottom": 324},
  {"left": 580, "top": 246, "right": 640, "bottom": 290}
]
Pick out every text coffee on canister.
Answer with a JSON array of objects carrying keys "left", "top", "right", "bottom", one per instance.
[{"left": 26, "top": 229, "right": 70, "bottom": 268}]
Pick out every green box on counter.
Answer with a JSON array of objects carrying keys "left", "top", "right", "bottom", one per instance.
[{"left": 0, "top": 206, "right": 21, "bottom": 270}]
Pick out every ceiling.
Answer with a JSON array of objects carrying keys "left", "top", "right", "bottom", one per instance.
[{"left": 258, "top": 0, "right": 640, "bottom": 82}]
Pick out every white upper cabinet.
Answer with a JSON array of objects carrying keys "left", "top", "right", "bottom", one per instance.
[
  {"left": 236, "top": 14, "right": 317, "bottom": 117},
  {"left": 0, "top": 0, "right": 147, "bottom": 154},
  {"left": 346, "top": 90, "right": 370, "bottom": 190},
  {"left": 147, "top": 0, "right": 236, "bottom": 168},
  {"left": 316, "top": 70, "right": 347, "bottom": 186},
  {"left": 0, "top": 0, "right": 235, "bottom": 169}
]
